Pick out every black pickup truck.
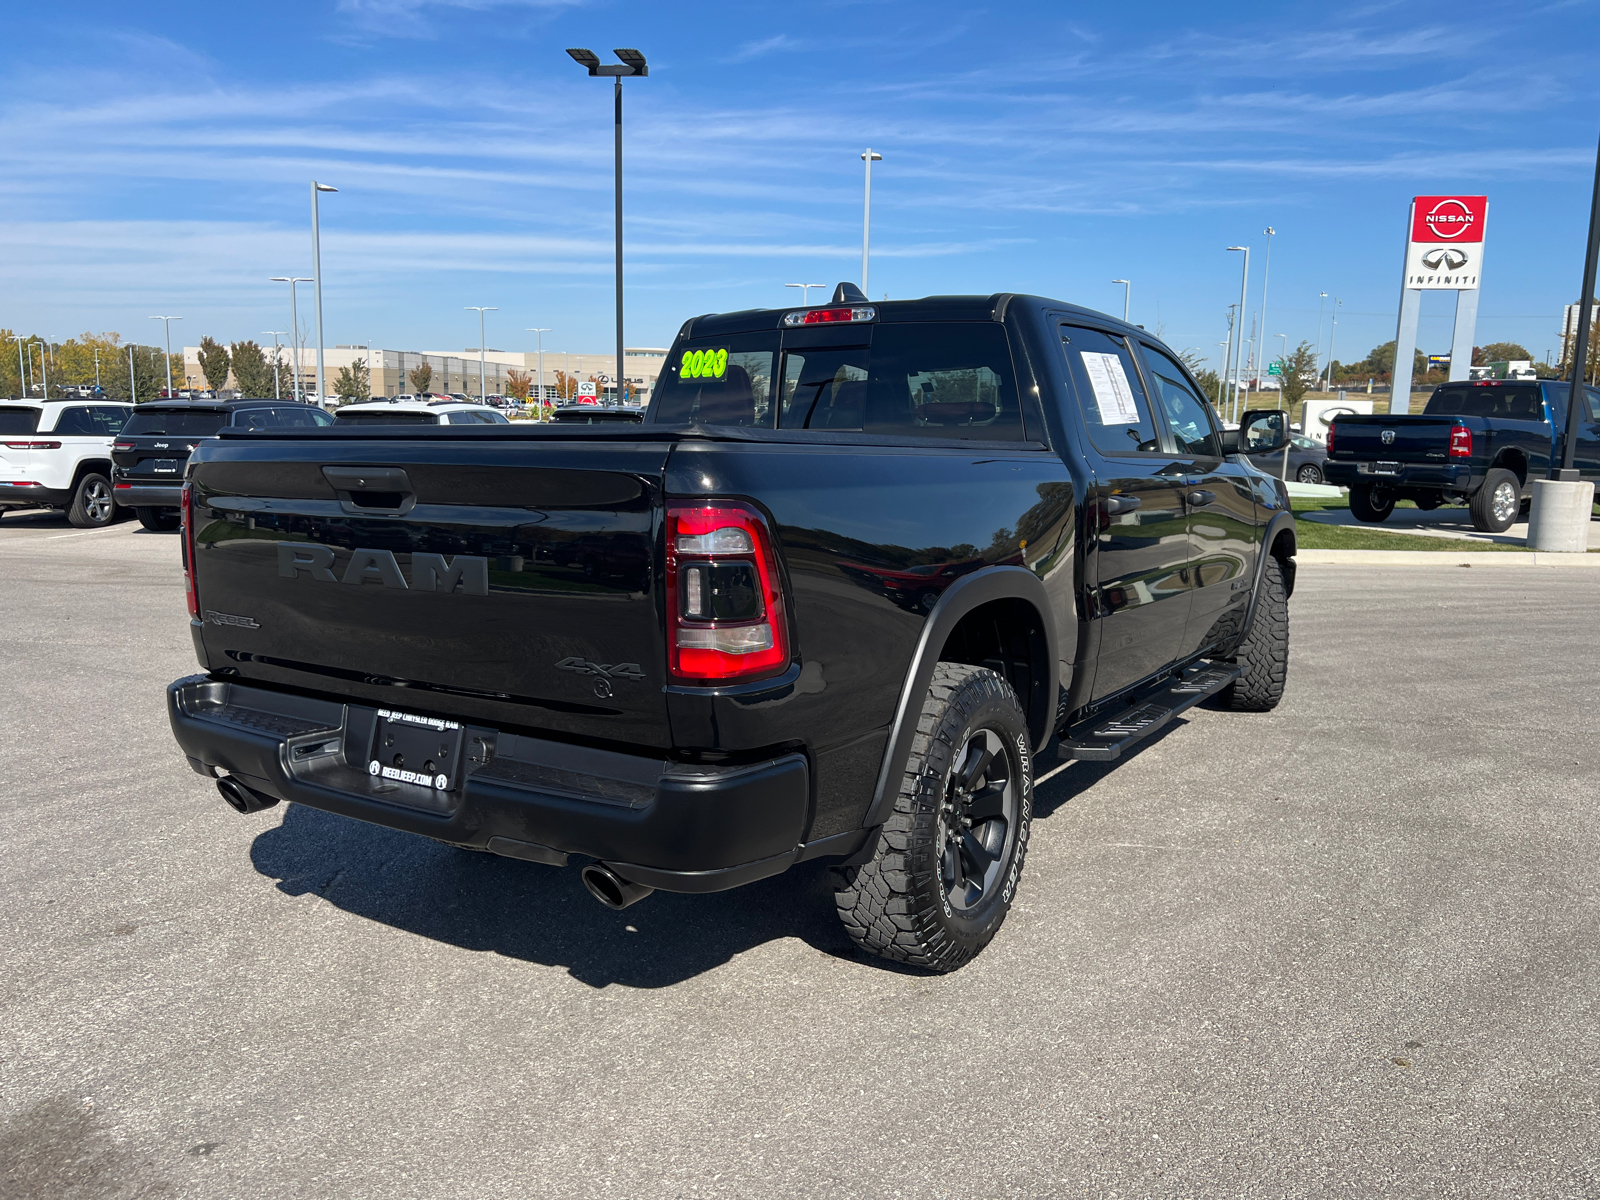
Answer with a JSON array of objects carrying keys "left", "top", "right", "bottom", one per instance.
[
  {"left": 165, "top": 286, "right": 1297, "bottom": 971},
  {"left": 1323, "top": 380, "right": 1600, "bottom": 532}
]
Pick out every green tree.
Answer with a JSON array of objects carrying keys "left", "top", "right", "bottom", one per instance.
[
  {"left": 101, "top": 344, "right": 168, "bottom": 402},
  {"left": 333, "top": 358, "right": 370, "bottom": 402},
  {"left": 197, "top": 337, "right": 231, "bottom": 392},
  {"left": 408, "top": 362, "right": 433, "bottom": 393},
  {"left": 231, "top": 341, "right": 274, "bottom": 397},
  {"left": 1360, "top": 340, "right": 1426, "bottom": 378},
  {"left": 1474, "top": 341, "right": 1533, "bottom": 366},
  {"left": 1278, "top": 340, "right": 1319, "bottom": 410}
]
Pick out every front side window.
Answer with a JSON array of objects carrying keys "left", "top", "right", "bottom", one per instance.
[
  {"left": 1141, "top": 345, "right": 1221, "bottom": 457},
  {"left": 649, "top": 333, "right": 776, "bottom": 427},
  {"left": 1060, "top": 325, "right": 1161, "bottom": 455}
]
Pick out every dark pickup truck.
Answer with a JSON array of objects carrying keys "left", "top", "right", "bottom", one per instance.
[
  {"left": 1324, "top": 380, "right": 1600, "bottom": 531},
  {"left": 165, "top": 286, "right": 1297, "bottom": 972}
]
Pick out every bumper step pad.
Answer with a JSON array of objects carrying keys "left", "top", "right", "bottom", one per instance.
[{"left": 1058, "top": 662, "right": 1240, "bottom": 762}]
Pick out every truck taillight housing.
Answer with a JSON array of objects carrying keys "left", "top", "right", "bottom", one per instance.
[
  {"left": 665, "top": 501, "right": 789, "bottom": 682},
  {"left": 181, "top": 483, "right": 200, "bottom": 619},
  {"left": 1325, "top": 423, "right": 1334, "bottom": 454},
  {"left": 1449, "top": 424, "right": 1472, "bottom": 458},
  {"left": 4, "top": 441, "right": 61, "bottom": 450}
]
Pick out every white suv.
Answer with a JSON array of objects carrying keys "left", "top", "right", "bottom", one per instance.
[
  {"left": 0, "top": 400, "right": 134, "bottom": 527},
  {"left": 333, "top": 400, "right": 511, "bottom": 426}
]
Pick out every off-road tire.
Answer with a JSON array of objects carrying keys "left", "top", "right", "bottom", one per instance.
[
  {"left": 1349, "top": 483, "right": 1394, "bottom": 523},
  {"left": 66, "top": 474, "right": 115, "bottom": 528},
  {"left": 1470, "top": 468, "right": 1520, "bottom": 534},
  {"left": 1222, "top": 555, "right": 1289, "bottom": 712},
  {"left": 137, "top": 507, "right": 181, "bottom": 532},
  {"left": 833, "top": 663, "right": 1033, "bottom": 973}
]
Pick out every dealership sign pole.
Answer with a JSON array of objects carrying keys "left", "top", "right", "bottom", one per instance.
[{"left": 1389, "top": 195, "right": 1488, "bottom": 413}]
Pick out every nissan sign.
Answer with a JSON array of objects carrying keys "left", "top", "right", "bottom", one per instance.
[{"left": 1404, "top": 195, "right": 1487, "bottom": 289}]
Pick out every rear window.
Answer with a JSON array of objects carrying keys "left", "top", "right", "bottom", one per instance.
[
  {"left": 0, "top": 406, "right": 41, "bottom": 435},
  {"left": 1425, "top": 386, "right": 1544, "bottom": 420},
  {"left": 650, "top": 324, "right": 1025, "bottom": 440},
  {"left": 51, "top": 406, "right": 130, "bottom": 436},
  {"left": 334, "top": 409, "right": 439, "bottom": 425},
  {"left": 121, "top": 409, "right": 227, "bottom": 437}
]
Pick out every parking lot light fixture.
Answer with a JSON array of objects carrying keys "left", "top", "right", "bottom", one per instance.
[
  {"left": 310, "top": 182, "right": 337, "bottom": 407},
  {"left": 1255, "top": 227, "right": 1275, "bottom": 390},
  {"left": 148, "top": 316, "right": 180, "bottom": 397},
  {"left": 263, "top": 332, "right": 287, "bottom": 398},
  {"left": 567, "top": 47, "right": 647, "bottom": 415},
  {"left": 466, "top": 307, "right": 498, "bottom": 404},
  {"left": 786, "top": 283, "right": 826, "bottom": 306},
  {"left": 270, "top": 277, "right": 313, "bottom": 402},
  {"left": 6, "top": 335, "right": 22, "bottom": 400},
  {"left": 1112, "top": 279, "right": 1130, "bottom": 323},
  {"left": 1226, "top": 247, "right": 1250, "bottom": 422},
  {"left": 527, "top": 328, "right": 551, "bottom": 414},
  {"left": 861, "top": 150, "right": 882, "bottom": 293}
]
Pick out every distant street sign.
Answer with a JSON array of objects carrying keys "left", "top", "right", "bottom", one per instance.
[{"left": 1267, "top": 360, "right": 1283, "bottom": 376}]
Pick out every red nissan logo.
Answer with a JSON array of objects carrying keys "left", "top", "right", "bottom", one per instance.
[{"left": 1424, "top": 198, "right": 1475, "bottom": 239}]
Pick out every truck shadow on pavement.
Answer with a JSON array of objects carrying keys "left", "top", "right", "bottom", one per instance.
[{"left": 249, "top": 724, "right": 1185, "bottom": 988}]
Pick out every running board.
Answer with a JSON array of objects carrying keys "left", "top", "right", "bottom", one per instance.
[{"left": 1058, "top": 663, "right": 1241, "bottom": 762}]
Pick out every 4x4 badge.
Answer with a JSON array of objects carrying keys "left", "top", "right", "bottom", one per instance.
[{"left": 555, "top": 656, "right": 645, "bottom": 699}]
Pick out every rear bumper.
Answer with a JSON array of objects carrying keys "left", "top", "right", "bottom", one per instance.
[
  {"left": 1323, "top": 460, "right": 1481, "bottom": 493},
  {"left": 167, "top": 674, "right": 838, "bottom": 893},
  {"left": 113, "top": 482, "right": 182, "bottom": 508},
  {"left": 0, "top": 483, "right": 71, "bottom": 506}
]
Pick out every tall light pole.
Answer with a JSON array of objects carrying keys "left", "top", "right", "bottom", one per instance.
[
  {"left": 310, "top": 182, "right": 337, "bottom": 406},
  {"left": 5, "top": 335, "right": 22, "bottom": 400},
  {"left": 128, "top": 344, "right": 137, "bottom": 404},
  {"left": 786, "top": 283, "right": 826, "bottom": 306},
  {"left": 1255, "top": 227, "right": 1275, "bottom": 390},
  {"left": 567, "top": 48, "right": 647, "bottom": 412},
  {"left": 93, "top": 346, "right": 101, "bottom": 391},
  {"left": 33, "top": 341, "right": 48, "bottom": 400},
  {"left": 1314, "top": 291, "right": 1328, "bottom": 387},
  {"left": 148, "top": 317, "right": 179, "bottom": 396},
  {"left": 1220, "top": 307, "right": 1237, "bottom": 414},
  {"left": 264, "top": 332, "right": 286, "bottom": 398},
  {"left": 861, "top": 149, "right": 882, "bottom": 294},
  {"left": 466, "top": 307, "right": 497, "bottom": 404},
  {"left": 1226, "top": 247, "right": 1250, "bottom": 422},
  {"left": 1325, "top": 299, "right": 1342, "bottom": 392},
  {"left": 1112, "top": 279, "right": 1131, "bottom": 323},
  {"left": 270, "top": 277, "right": 312, "bottom": 402},
  {"left": 527, "top": 328, "right": 550, "bottom": 414}
]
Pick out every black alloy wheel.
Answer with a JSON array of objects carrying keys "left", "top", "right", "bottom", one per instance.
[{"left": 938, "top": 728, "right": 1019, "bottom": 912}]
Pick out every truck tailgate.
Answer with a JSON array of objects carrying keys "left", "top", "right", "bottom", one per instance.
[
  {"left": 188, "top": 435, "right": 672, "bottom": 748},
  {"left": 1330, "top": 415, "right": 1456, "bottom": 461}
]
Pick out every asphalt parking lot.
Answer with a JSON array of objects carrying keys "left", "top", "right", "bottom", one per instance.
[{"left": 2, "top": 510, "right": 1598, "bottom": 1199}]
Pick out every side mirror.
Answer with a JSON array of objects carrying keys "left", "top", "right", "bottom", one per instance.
[{"left": 1239, "top": 408, "right": 1288, "bottom": 454}]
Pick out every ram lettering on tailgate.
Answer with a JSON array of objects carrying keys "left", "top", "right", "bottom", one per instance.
[{"left": 276, "top": 542, "right": 490, "bottom": 596}]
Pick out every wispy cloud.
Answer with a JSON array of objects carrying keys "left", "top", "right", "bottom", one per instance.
[{"left": 725, "top": 34, "right": 800, "bottom": 63}]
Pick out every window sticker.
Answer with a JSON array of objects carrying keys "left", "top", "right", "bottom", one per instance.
[
  {"left": 679, "top": 347, "right": 729, "bottom": 380},
  {"left": 1080, "top": 352, "right": 1141, "bottom": 425}
]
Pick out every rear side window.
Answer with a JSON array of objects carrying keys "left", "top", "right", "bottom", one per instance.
[
  {"left": 268, "top": 406, "right": 333, "bottom": 427},
  {"left": 334, "top": 409, "right": 438, "bottom": 425},
  {"left": 1425, "top": 386, "right": 1543, "bottom": 420},
  {"left": 650, "top": 333, "right": 777, "bottom": 426},
  {"left": 1059, "top": 325, "right": 1161, "bottom": 455},
  {"left": 0, "top": 406, "right": 43, "bottom": 434},
  {"left": 51, "top": 406, "right": 133, "bottom": 437},
  {"left": 121, "top": 409, "right": 227, "bottom": 437}
]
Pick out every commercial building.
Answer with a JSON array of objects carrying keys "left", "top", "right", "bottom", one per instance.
[{"left": 182, "top": 344, "right": 671, "bottom": 402}]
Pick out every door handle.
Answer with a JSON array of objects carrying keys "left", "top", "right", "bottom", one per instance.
[
  {"left": 1186, "top": 490, "right": 1216, "bottom": 508},
  {"left": 1104, "top": 495, "right": 1142, "bottom": 515}
]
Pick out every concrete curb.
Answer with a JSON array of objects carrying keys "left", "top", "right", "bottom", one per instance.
[{"left": 1298, "top": 549, "right": 1600, "bottom": 567}]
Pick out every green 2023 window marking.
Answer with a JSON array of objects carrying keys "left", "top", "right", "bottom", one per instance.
[{"left": 680, "top": 348, "right": 729, "bottom": 380}]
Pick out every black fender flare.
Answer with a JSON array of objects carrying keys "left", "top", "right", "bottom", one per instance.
[
  {"left": 1229, "top": 510, "right": 1296, "bottom": 656},
  {"left": 862, "top": 565, "right": 1058, "bottom": 829}
]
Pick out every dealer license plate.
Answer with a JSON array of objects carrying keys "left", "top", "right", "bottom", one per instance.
[
  {"left": 367, "top": 708, "right": 464, "bottom": 792},
  {"left": 150, "top": 459, "right": 181, "bottom": 475},
  {"left": 1372, "top": 461, "right": 1402, "bottom": 476}
]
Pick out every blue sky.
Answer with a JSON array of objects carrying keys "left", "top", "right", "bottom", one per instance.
[{"left": 2, "top": 0, "right": 1596, "bottom": 372}]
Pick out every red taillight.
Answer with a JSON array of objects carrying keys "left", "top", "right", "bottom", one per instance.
[
  {"left": 113, "top": 441, "right": 134, "bottom": 451},
  {"left": 4, "top": 441, "right": 61, "bottom": 450},
  {"left": 1448, "top": 424, "right": 1472, "bottom": 458},
  {"left": 181, "top": 483, "right": 200, "bottom": 618},
  {"left": 781, "top": 306, "right": 877, "bottom": 328},
  {"left": 665, "top": 500, "right": 790, "bottom": 682},
  {"left": 1325, "top": 423, "right": 1334, "bottom": 454}
]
